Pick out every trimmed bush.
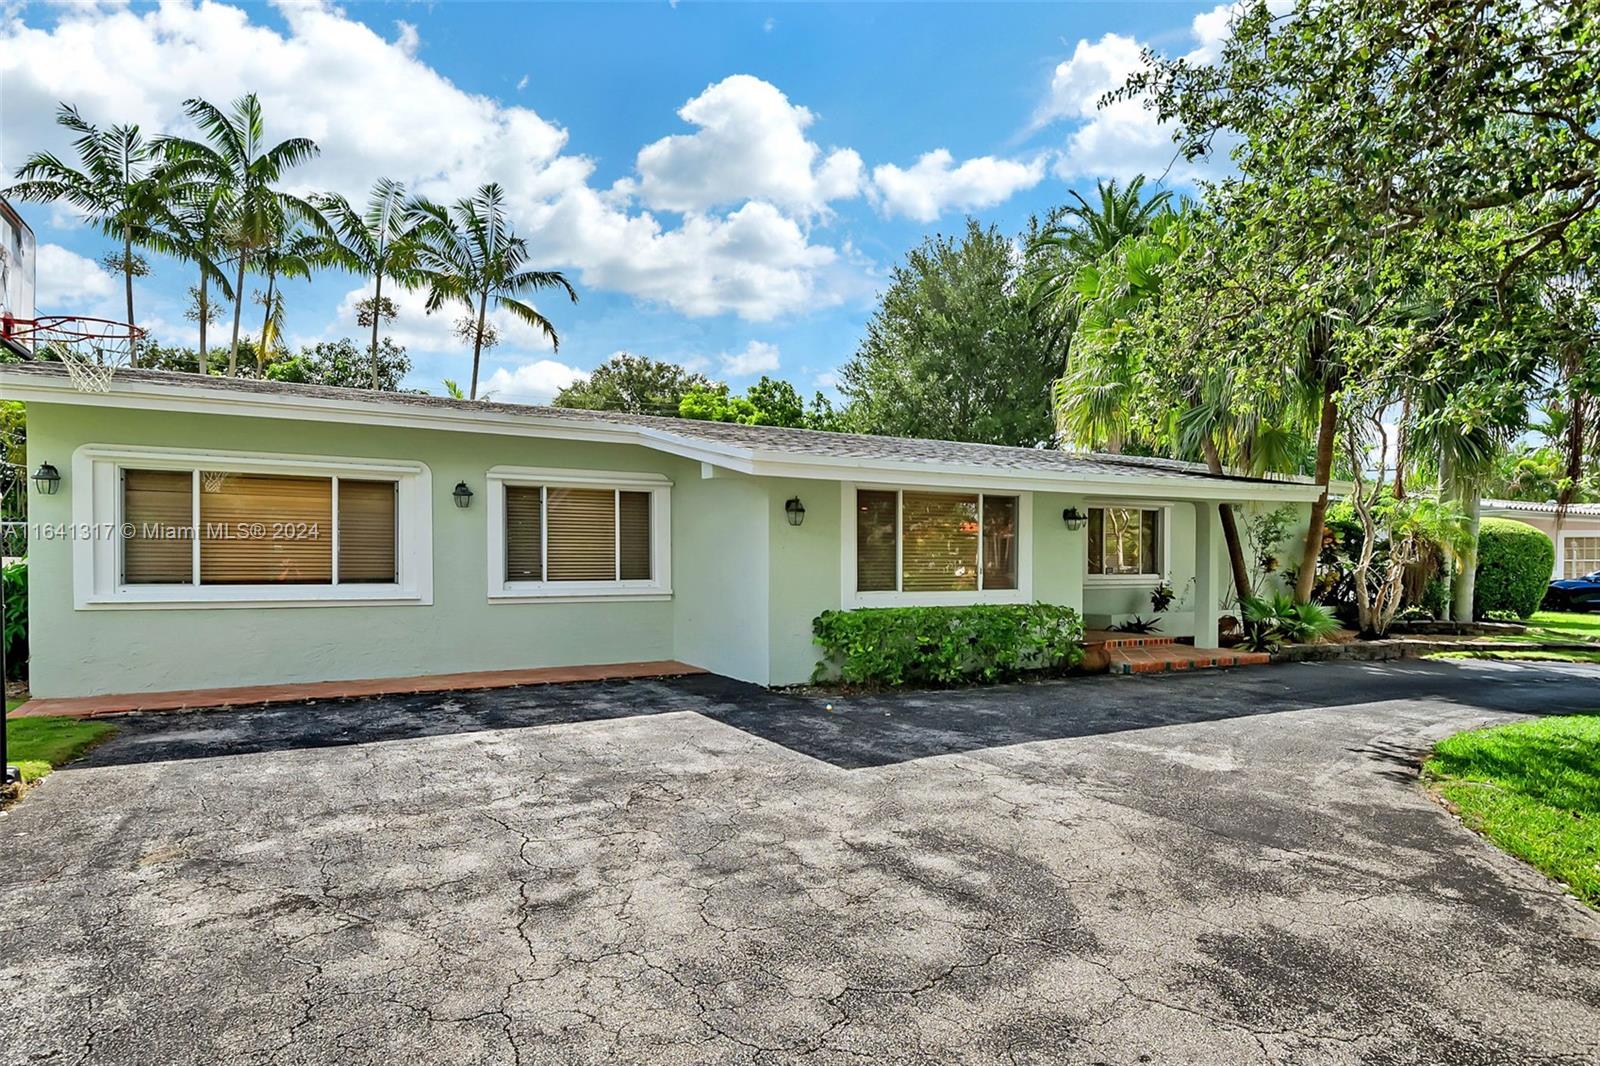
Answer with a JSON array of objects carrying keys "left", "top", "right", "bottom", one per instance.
[
  {"left": 1473, "top": 518, "right": 1555, "bottom": 620},
  {"left": 811, "top": 603, "right": 1085, "bottom": 687},
  {"left": 2, "top": 558, "right": 24, "bottom": 681}
]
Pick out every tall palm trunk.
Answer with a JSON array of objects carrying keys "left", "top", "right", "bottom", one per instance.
[
  {"left": 1294, "top": 379, "right": 1340, "bottom": 604},
  {"left": 197, "top": 271, "right": 210, "bottom": 375},
  {"left": 227, "top": 253, "right": 248, "bottom": 377},
  {"left": 1202, "top": 435, "right": 1253, "bottom": 603},
  {"left": 1392, "top": 394, "right": 1410, "bottom": 500},
  {"left": 257, "top": 267, "right": 278, "bottom": 375},
  {"left": 1450, "top": 484, "right": 1481, "bottom": 621},
  {"left": 122, "top": 224, "right": 138, "bottom": 367},
  {"left": 469, "top": 289, "right": 489, "bottom": 400},
  {"left": 1438, "top": 451, "right": 1455, "bottom": 620},
  {"left": 369, "top": 272, "right": 384, "bottom": 390}
]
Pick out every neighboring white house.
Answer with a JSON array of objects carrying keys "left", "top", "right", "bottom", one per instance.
[
  {"left": 1480, "top": 499, "right": 1600, "bottom": 580},
  {"left": 3, "top": 361, "right": 1323, "bottom": 698}
]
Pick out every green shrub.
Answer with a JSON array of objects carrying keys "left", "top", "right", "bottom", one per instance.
[
  {"left": 812, "top": 603, "right": 1085, "bottom": 686},
  {"left": 2, "top": 558, "right": 24, "bottom": 681},
  {"left": 1473, "top": 518, "right": 1555, "bottom": 620}
]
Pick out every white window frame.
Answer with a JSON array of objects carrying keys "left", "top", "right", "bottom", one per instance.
[
  {"left": 485, "top": 465, "right": 672, "bottom": 603},
  {"left": 1559, "top": 531, "right": 1600, "bottom": 580},
  {"left": 839, "top": 483, "right": 1033, "bottom": 608},
  {"left": 71, "top": 444, "right": 432, "bottom": 609},
  {"left": 1084, "top": 500, "right": 1173, "bottom": 586}
]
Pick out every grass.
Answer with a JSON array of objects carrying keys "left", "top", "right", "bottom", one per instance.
[
  {"left": 1451, "top": 610, "right": 1600, "bottom": 660},
  {"left": 1430, "top": 649, "right": 1600, "bottom": 664},
  {"left": 5, "top": 713, "right": 117, "bottom": 783},
  {"left": 1526, "top": 610, "right": 1600, "bottom": 642},
  {"left": 1424, "top": 714, "right": 1600, "bottom": 908}
]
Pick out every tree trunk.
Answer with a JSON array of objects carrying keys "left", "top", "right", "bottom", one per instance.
[
  {"left": 1451, "top": 484, "right": 1481, "bottom": 621},
  {"left": 468, "top": 290, "right": 489, "bottom": 400},
  {"left": 369, "top": 272, "right": 384, "bottom": 391},
  {"left": 1392, "top": 395, "right": 1410, "bottom": 500},
  {"left": 1202, "top": 435, "right": 1253, "bottom": 603},
  {"left": 1438, "top": 451, "right": 1455, "bottom": 620},
  {"left": 122, "top": 226, "right": 138, "bottom": 367},
  {"left": 227, "top": 253, "right": 248, "bottom": 377},
  {"left": 1293, "top": 380, "right": 1340, "bottom": 604},
  {"left": 257, "top": 268, "right": 277, "bottom": 375},
  {"left": 197, "top": 271, "right": 209, "bottom": 376}
]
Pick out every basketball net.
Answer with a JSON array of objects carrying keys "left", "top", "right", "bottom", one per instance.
[{"left": 0, "top": 315, "right": 143, "bottom": 394}]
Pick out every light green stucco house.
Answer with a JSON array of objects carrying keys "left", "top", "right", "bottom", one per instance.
[{"left": 5, "top": 361, "right": 1323, "bottom": 698}]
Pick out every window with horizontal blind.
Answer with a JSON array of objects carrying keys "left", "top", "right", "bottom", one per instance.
[
  {"left": 494, "top": 474, "right": 665, "bottom": 596},
  {"left": 852, "top": 488, "right": 1023, "bottom": 599},
  {"left": 1086, "top": 506, "right": 1163, "bottom": 577}
]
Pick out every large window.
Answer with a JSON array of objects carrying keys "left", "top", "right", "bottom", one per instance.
[
  {"left": 1565, "top": 535, "right": 1600, "bottom": 579},
  {"left": 72, "top": 447, "right": 431, "bottom": 608},
  {"left": 1087, "top": 505, "right": 1164, "bottom": 578},
  {"left": 854, "top": 488, "right": 1021, "bottom": 599},
  {"left": 488, "top": 468, "right": 671, "bottom": 600}
]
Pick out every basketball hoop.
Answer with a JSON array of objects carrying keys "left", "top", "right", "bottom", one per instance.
[{"left": 0, "top": 315, "right": 145, "bottom": 393}]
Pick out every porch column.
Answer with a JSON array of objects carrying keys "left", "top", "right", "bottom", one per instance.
[{"left": 1191, "top": 500, "right": 1221, "bottom": 649}]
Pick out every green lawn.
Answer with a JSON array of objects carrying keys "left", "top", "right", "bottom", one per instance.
[
  {"left": 1526, "top": 610, "right": 1600, "bottom": 642},
  {"left": 1457, "top": 611, "right": 1600, "bottom": 659},
  {"left": 1431, "top": 649, "right": 1600, "bottom": 664},
  {"left": 5, "top": 713, "right": 117, "bottom": 784},
  {"left": 1424, "top": 714, "right": 1600, "bottom": 908}
]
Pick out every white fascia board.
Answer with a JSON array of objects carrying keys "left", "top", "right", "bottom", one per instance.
[{"left": 5, "top": 372, "right": 1324, "bottom": 504}]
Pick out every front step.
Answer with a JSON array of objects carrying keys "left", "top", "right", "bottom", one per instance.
[
  {"left": 1106, "top": 645, "right": 1270, "bottom": 675},
  {"left": 1082, "top": 630, "right": 1176, "bottom": 672}
]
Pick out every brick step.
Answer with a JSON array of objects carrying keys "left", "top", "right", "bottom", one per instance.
[
  {"left": 1082, "top": 630, "right": 1177, "bottom": 649},
  {"left": 1106, "top": 646, "right": 1271, "bottom": 676}
]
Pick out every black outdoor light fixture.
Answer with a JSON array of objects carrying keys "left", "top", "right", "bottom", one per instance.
[
  {"left": 452, "top": 480, "right": 474, "bottom": 509},
  {"left": 32, "top": 462, "right": 61, "bottom": 496},
  {"left": 785, "top": 496, "right": 806, "bottom": 527},
  {"left": 1061, "top": 506, "right": 1089, "bottom": 531}
]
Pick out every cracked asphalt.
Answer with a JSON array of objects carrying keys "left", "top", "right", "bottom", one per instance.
[{"left": 2, "top": 658, "right": 1598, "bottom": 1065}]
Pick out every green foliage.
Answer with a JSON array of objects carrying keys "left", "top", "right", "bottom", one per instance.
[
  {"left": 838, "top": 218, "right": 1060, "bottom": 447},
  {"left": 265, "top": 337, "right": 411, "bottom": 391},
  {"left": 811, "top": 604, "right": 1085, "bottom": 687},
  {"left": 6, "top": 714, "right": 118, "bottom": 784},
  {"left": 1473, "top": 518, "right": 1556, "bottom": 620},
  {"left": 678, "top": 376, "right": 839, "bottom": 430},
  {"left": 679, "top": 383, "right": 767, "bottom": 425},
  {"left": 1241, "top": 592, "right": 1339, "bottom": 649},
  {"left": 2, "top": 559, "right": 25, "bottom": 680},
  {"left": 555, "top": 352, "right": 716, "bottom": 415}
]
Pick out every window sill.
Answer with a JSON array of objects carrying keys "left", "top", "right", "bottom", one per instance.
[
  {"left": 80, "top": 586, "right": 429, "bottom": 610},
  {"left": 490, "top": 584, "right": 672, "bottom": 605},
  {"left": 1084, "top": 575, "right": 1163, "bottom": 587},
  {"left": 846, "top": 589, "right": 1029, "bottom": 609}
]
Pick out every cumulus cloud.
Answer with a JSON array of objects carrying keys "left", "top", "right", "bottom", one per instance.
[
  {"left": 481, "top": 359, "right": 587, "bottom": 404},
  {"left": 633, "top": 75, "right": 863, "bottom": 216},
  {"left": 871, "top": 149, "right": 1046, "bottom": 222},
  {"left": 35, "top": 243, "right": 117, "bottom": 309},
  {"left": 720, "top": 340, "right": 780, "bottom": 377},
  {"left": 330, "top": 283, "right": 561, "bottom": 356}
]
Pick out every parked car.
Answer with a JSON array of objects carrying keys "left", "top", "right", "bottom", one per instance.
[{"left": 1545, "top": 570, "right": 1600, "bottom": 612}]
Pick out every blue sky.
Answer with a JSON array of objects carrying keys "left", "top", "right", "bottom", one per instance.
[{"left": 1, "top": 1, "right": 1230, "bottom": 402}]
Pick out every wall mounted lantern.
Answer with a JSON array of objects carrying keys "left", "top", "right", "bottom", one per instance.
[
  {"left": 1061, "top": 506, "right": 1088, "bottom": 531},
  {"left": 452, "top": 481, "right": 474, "bottom": 509},
  {"left": 784, "top": 496, "right": 806, "bottom": 527},
  {"left": 32, "top": 462, "right": 61, "bottom": 496}
]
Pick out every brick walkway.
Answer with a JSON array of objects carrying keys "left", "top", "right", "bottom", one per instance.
[
  {"left": 1081, "top": 631, "right": 1270, "bottom": 675},
  {"left": 6, "top": 661, "right": 706, "bottom": 720}
]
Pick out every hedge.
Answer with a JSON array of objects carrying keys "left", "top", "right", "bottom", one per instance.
[
  {"left": 812, "top": 603, "right": 1085, "bottom": 687},
  {"left": 1473, "top": 518, "right": 1555, "bottom": 620},
  {"left": 2, "top": 558, "right": 24, "bottom": 681}
]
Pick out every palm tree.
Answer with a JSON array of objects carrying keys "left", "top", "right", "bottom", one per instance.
[
  {"left": 410, "top": 183, "right": 577, "bottom": 399},
  {"left": 7, "top": 104, "right": 166, "bottom": 356},
  {"left": 315, "top": 179, "right": 427, "bottom": 389},
  {"left": 160, "top": 94, "right": 320, "bottom": 376},
  {"left": 253, "top": 212, "right": 326, "bottom": 373},
  {"left": 143, "top": 177, "right": 233, "bottom": 373}
]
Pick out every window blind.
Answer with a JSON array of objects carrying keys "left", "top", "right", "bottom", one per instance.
[
  {"left": 338, "top": 479, "right": 398, "bottom": 584},
  {"left": 122, "top": 469, "right": 195, "bottom": 584},
  {"left": 856, "top": 490, "right": 898, "bottom": 592},
  {"left": 199, "top": 473, "right": 333, "bottom": 585},
  {"left": 901, "top": 491, "right": 979, "bottom": 592},
  {"left": 618, "top": 491, "right": 652, "bottom": 581},
  {"left": 505, "top": 485, "right": 544, "bottom": 581},
  {"left": 546, "top": 487, "right": 616, "bottom": 581}
]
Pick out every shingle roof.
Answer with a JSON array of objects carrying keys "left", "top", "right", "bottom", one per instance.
[{"left": 1, "top": 360, "right": 1313, "bottom": 489}]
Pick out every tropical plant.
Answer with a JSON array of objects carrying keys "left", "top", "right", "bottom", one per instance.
[
  {"left": 252, "top": 216, "right": 327, "bottom": 371},
  {"left": 315, "top": 178, "right": 429, "bottom": 389},
  {"left": 7, "top": 103, "right": 167, "bottom": 351},
  {"left": 410, "top": 183, "right": 577, "bottom": 400},
  {"left": 553, "top": 352, "right": 715, "bottom": 415},
  {"left": 159, "top": 93, "right": 321, "bottom": 376},
  {"left": 263, "top": 337, "right": 411, "bottom": 391}
]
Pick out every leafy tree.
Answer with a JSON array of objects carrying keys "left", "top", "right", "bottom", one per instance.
[
  {"left": 265, "top": 338, "right": 411, "bottom": 391},
  {"left": 252, "top": 221, "right": 326, "bottom": 371},
  {"left": 159, "top": 93, "right": 322, "bottom": 376},
  {"left": 679, "top": 384, "right": 766, "bottom": 424},
  {"left": 743, "top": 376, "right": 806, "bottom": 427},
  {"left": 411, "top": 183, "right": 576, "bottom": 400},
  {"left": 553, "top": 352, "right": 715, "bottom": 415},
  {"left": 146, "top": 178, "right": 234, "bottom": 368},
  {"left": 839, "top": 218, "right": 1057, "bottom": 447},
  {"left": 7, "top": 104, "right": 166, "bottom": 350},
  {"left": 315, "top": 179, "right": 428, "bottom": 390}
]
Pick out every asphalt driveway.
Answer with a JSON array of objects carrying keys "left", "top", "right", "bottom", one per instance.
[{"left": 2, "top": 659, "right": 1598, "bottom": 1065}]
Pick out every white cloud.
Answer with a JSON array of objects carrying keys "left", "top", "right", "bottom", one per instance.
[
  {"left": 870, "top": 149, "right": 1046, "bottom": 222},
  {"left": 35, "top": 243, "right": 117, "bottom": 310},
  {"left": 516, "top": 74, "right": 529, "bottom": 91},
  {"left": 720, "top": 340, "right": 780, "bottom": 377},
  {"left": 633, "top": 75, "right": 863, "bottom": 215},
  {"left": 0, "top": 3, "right": 858, "bottom": 321},
  {"left": 330, "top": 283, "right": 563, "bottom": 356},
  {"left": 481, "top": 359, "right": 587, "bottom": 404},
  {"left": 393, "top": 20, "right": 419, "bottom": 57}
]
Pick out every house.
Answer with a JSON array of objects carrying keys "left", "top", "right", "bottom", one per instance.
[
  {"left": 1480, "top": 499, "right": 1600, "bottom": 580},
  {"left": 3, "top": 361, "right": 1324, "bottom": 698}
]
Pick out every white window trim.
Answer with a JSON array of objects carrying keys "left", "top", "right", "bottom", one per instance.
[
  {"left": 485, "top": 465, "right": 672, "bottom": 603},
  {"left": 71, "top": 444, "right": 432, "bottom": 610},
  {"left": 1083, "top": 500, "right": 1174, "bottom": 587},
  {"left": 1558, "top": 530, "right": 1600, "bottom": 580},
  {"left": 839, "top": 482, "right": 1033, "bottom": 609}
]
